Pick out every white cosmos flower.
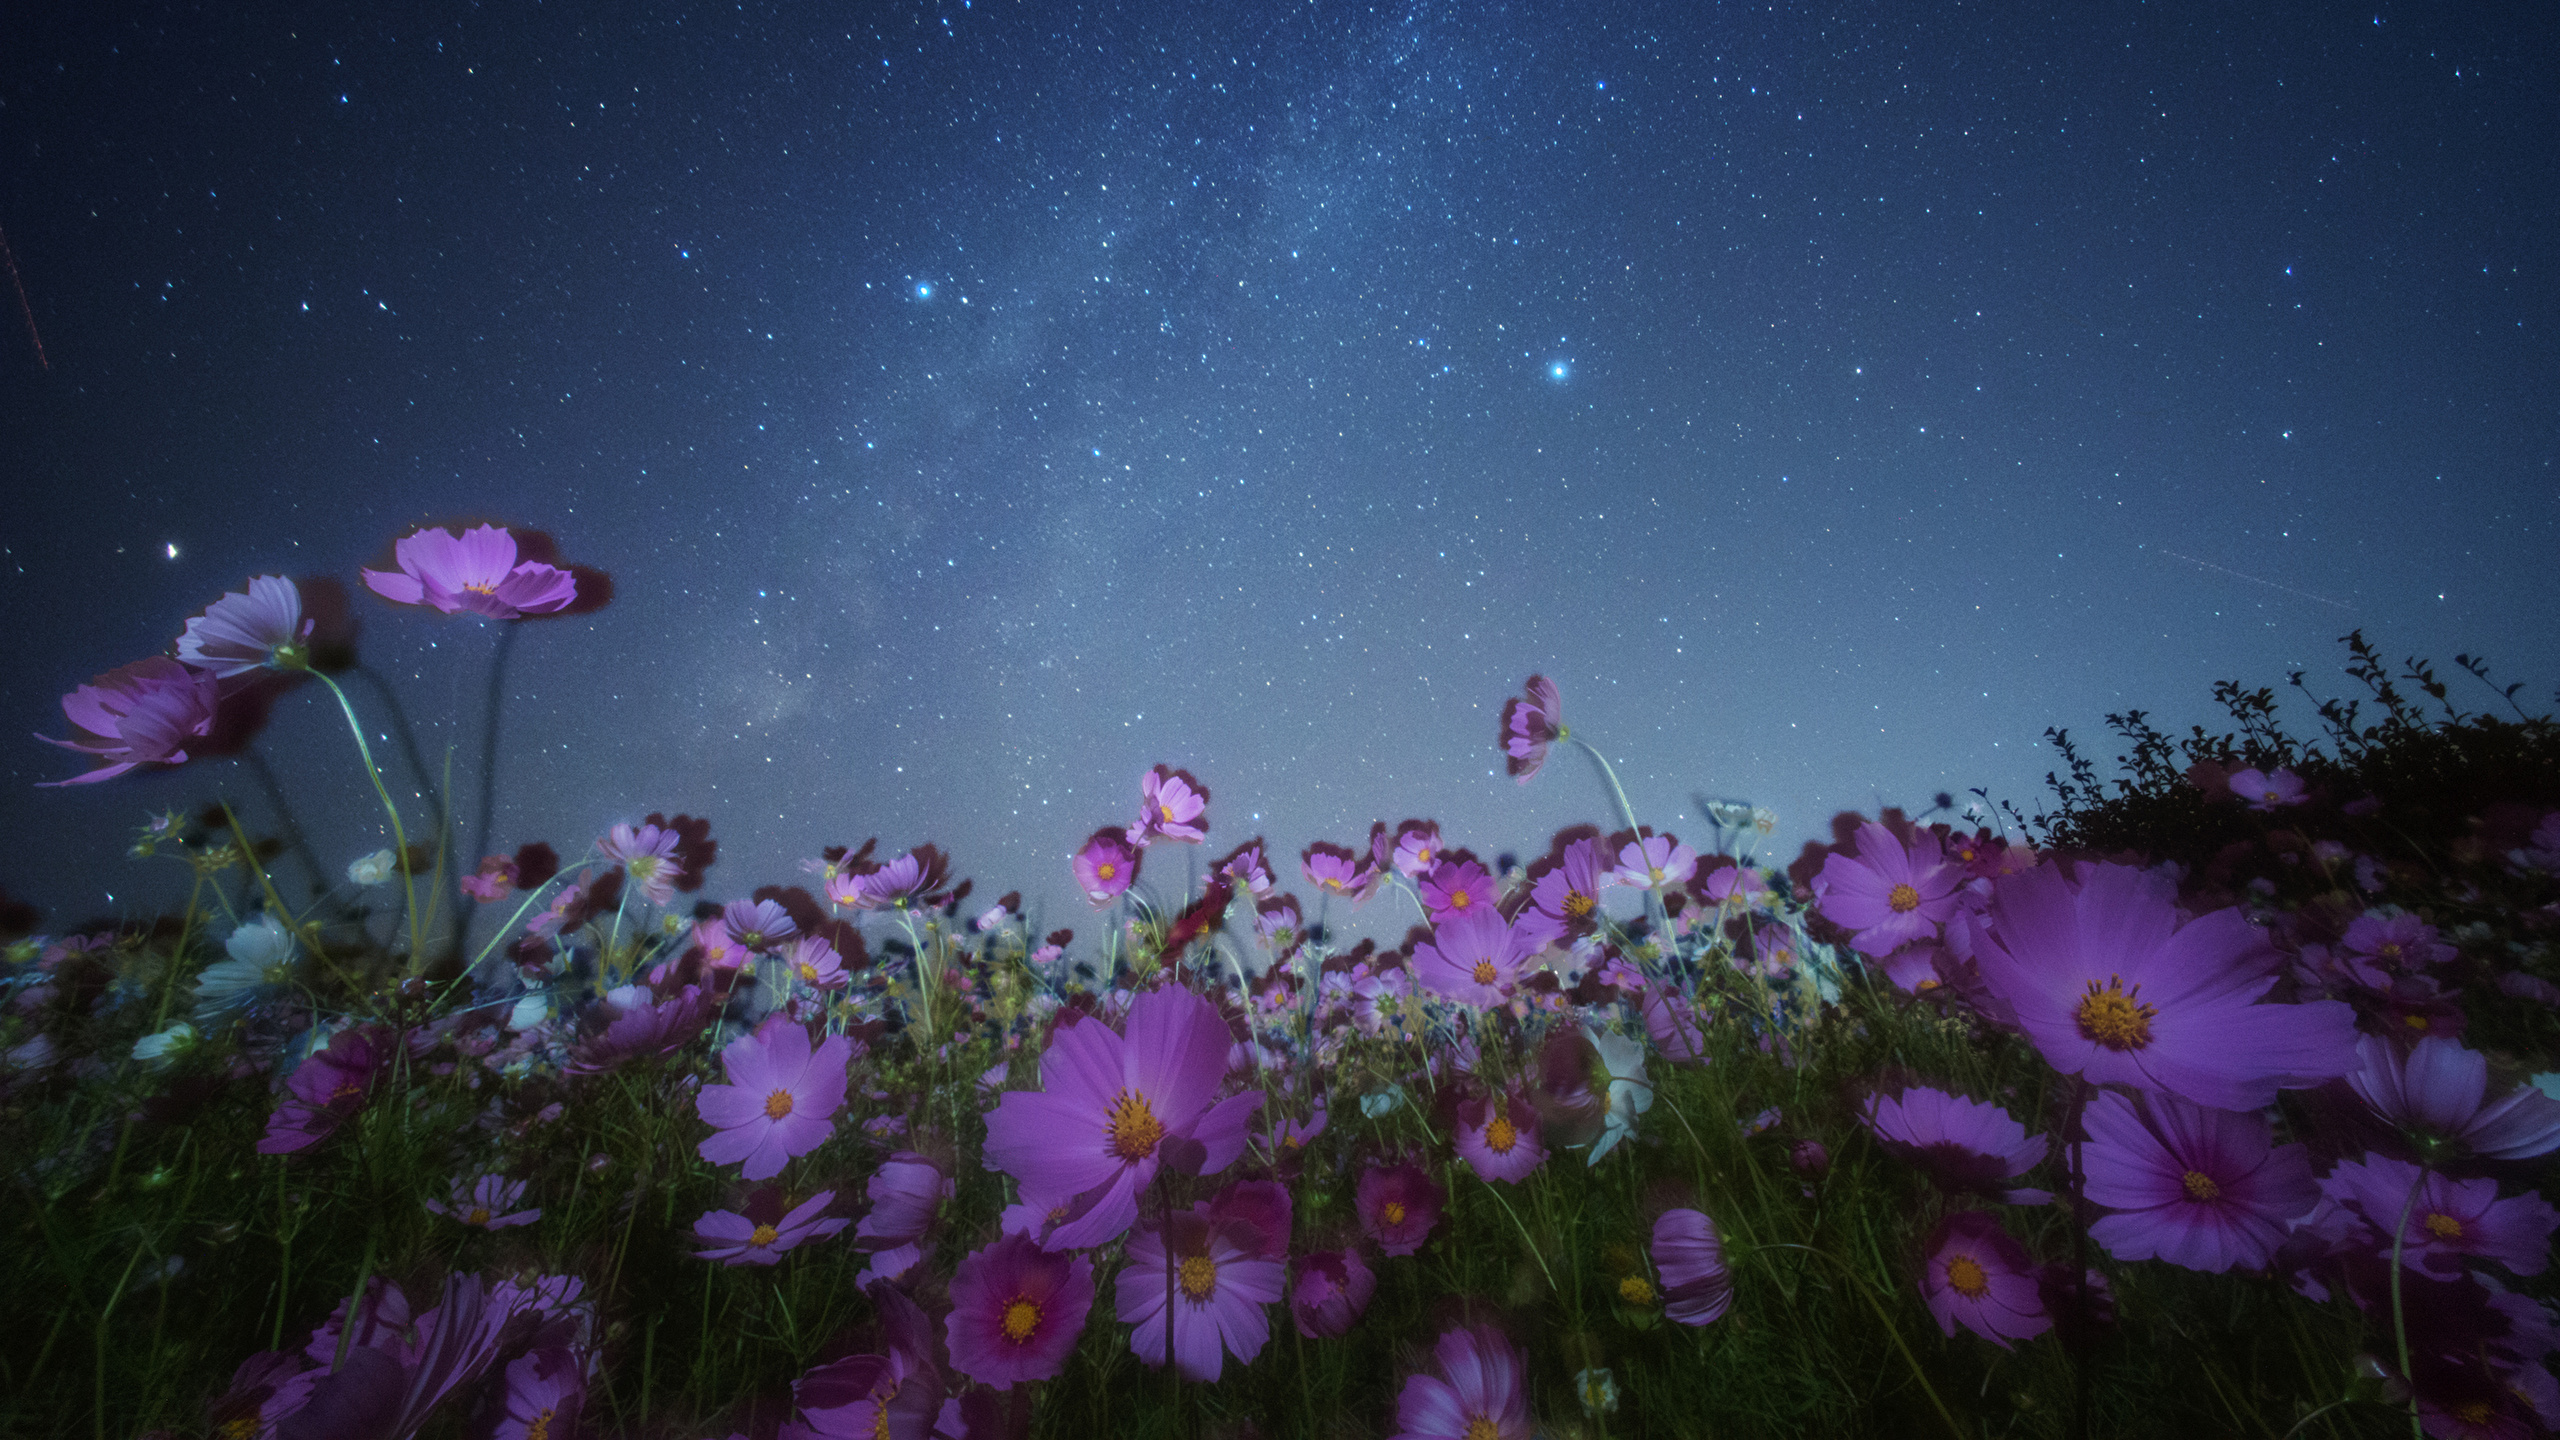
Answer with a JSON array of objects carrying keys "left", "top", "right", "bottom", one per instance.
[{"left": 347, "top": 849, "right": 398, "bottom": 886}]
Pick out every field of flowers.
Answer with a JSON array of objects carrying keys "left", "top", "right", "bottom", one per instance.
[{"left": 6, "top": 524, "right": 2559, "bottom": 1439}]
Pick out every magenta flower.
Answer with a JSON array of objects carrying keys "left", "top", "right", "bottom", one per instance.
[
  {"left": 1811, "top": 822, "right": 1965, "bottom": 958},
  {"left": 695, "top": 1017, "right": 852, "bottom": 1179},
  {"left": 693, "top": 1189, "right": 849, "bottom": 1265},
  {"left": 2346, "top": 1033, "right": 2560, "bottom": 1161},
  {"left": 362, "top": 522, "right": 581, "bottom": 619},
  {"left": 1499, "top": 674, "right": 1564, "bottom": 783},
  {"left": 854, "top": 1152, "right": 952, "bottom": 1285},
  {"left": 2227, "top": 766, "right": 2307, "bottom": 811},
  {"left": 491, "top": 1346, "right": 585, "bottom": 1440},
  {"left": 1525, "top": 834, "right": 1607, "bottom": 943},
  {"left": 174, "top": 575, "right": 315, "bottom": 676},
  {"left": 2080, "top": 1090, "right": 2319, "bottom": 1273},
  {"left": 849, "top": 844, "right": 951, "bottom": 912},
  {"left": 565, "top": 983, "right": 714, "bottom": 1075},
  {"left": 1411, "top": 907, "right": 1542, "bottom": 1009},
  {"left": 1860, "top": 1085, "right": 2053, "bottom": 1205},
  {"left": 1356, "top": 1161, "right": 1445, "bottom": 1256},
  {"left": 257, "top": 1024, "right": 391, "bottom": 1155},
  {"left": 279, "top": 1272, "right": 553, "bottom": 1440},
  {"left": 1218, "top": 839, "right": 1275, "bottom": 896},
  {"left": 1073, "top": 827, "right": 1141, "bottom": 905},
  {"left": 2339, "top": 912, "right": 2456, "bottom": 979},
  {"left": 783, "top": 935, "right": 851, "bottom": 992},
  {"left": 1640, "top": 987, "right": 1707, "bottom": 1064},
  {"left": 982, "top": 984, "right": 1263, "bottom": 1249},
  {"left": 1301, "top": 841, "right": 1382, "bottom": 905},
  {"left": 1609, "top": 832, "right": 1699, "bottom": 892},
  {"left": 1970, "top": 860, "right": 2360, "bottom": 1111},
  {"left": 1116, "top": 1205, "right": 1285, "bottom": 1382},
  {"left": 1651, "top": 1208, "right": 1735, "bottom": 1326},
  {"left": 2319, "top": 1154, "right": 2560, "bottom": 1279},
  {"left": 1390, "top": 822, "right": 1444, "bottom": 878},
  {"left": 459, "top": 855, "right": 517, "bottom": 903},
  {"left": 425, "top": 1174, "right": 542, "bottom": 1231},
  {"left": 37, "top": 658, "right": 224, "bottom": 786},
  {"left": 1129, "top": 765, "right": 1209, "bottom": 845},
  {"left": 1919, "top": 1211, "right": 2050, "bottom": 1349},
  {"left": 1454, "top": 1085, "right": 1548, "bottom": 1184},
  {"left": 721, "top": 898, "right": 798, "bottom": 953},
  {"left": 1289, "top": 1248, "right": 1376, "bottom": 1338},
  {"left": 1416, "top": 856, "right": 1497, "bottom": 922},
  {"left": 1390, "top": 1323, "right": 1532, "bottom": 1440},
  {"left": 945, "top": 1232, "right": 1095, "bottom": 1389},
  {"left": 599, "top": 821, "right": 685, "bottom": 906}
]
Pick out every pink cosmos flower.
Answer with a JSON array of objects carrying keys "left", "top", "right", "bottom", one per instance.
[
  {"left": 722, "top": 898, "right": 798, "bottom": 953},
  {"left": 2081, "top": 1090, "right": 2319, "bottom": 1273},
  {"left": 459, "top": 855, "right": 517, "bottom": 902},
  {"left": 566, "top": 983, "right": 715, "bottom": 1075},
  {"left": 2345, "top": 1033, "right": 2560, "bottom": 1161},
  {"left": 1499, "top": 674, "right": 1565, "bottom": 783},
  {"left": 855, "top": 1152, "right": 953, "bottom": 1285},
  {"left": 362, "top": 523, "right": 581, "bottom": 619},
  {"left": 1860, "top": 1086, "right": 2053, "bottom": 1205},
  {"left": 1454, "top": 1084, "right": 1547, "bottom": 1184},
  {"left": 690, "top": 917, "right": 750, "bottom": 974},
  {"left": 257, "top": 1024, "right": 391, "bottom": 1155},
  {"left": 1217, "top": 839, "right": 1275, "bottom": 896},
  {"left": 1289, "top": 1249, "right": 1376, "bottom": 1339},
  {"left": 425, "top": 1174, "right": 542, "bottom": 1230},
  {"left": 850, "top": 845, "right": 951, "bottom": 912},
  {"left": 1301, "top": 841, "right": 1382, "bottom": 905},
  {"left": 1129, "top": 765, "right": 1210, "bottom": 845},
  {"left": 2319, "top": 1154, "right": 2560, "bottom": 1279},
  {"left": 693, "top": 1189, "right": 850, "bottom": 1265},
  {"left": 1701, "top": 863, "right": 1770, "bottom": 914},
  {"left": 2338, "top": 912, "right": 2456, "bottom": 982},
  {"left": 1116, "top": 1204, "right": 1285, "bottom": 1382},
  {"left": 1919, "top": 1211, "right": 2050, "bottom": 1349},
  {"left": 37, "top": 658, "right": 224, "bottom": 786},
  {"left": 1390, "top": 1323, "right": 1533, "bottom": 1440},
  {"left": 695, "top": 1017, "right": 852, "bottom": 1179},
  {"left": 491, "top": 1346, "right": 585, "bottom": 1440},
  {"left": 1970, "top": 860, "right": 2360, "bottom": 1112},
  {"left": 281, "top": 1272, "right": 562, "bottom": 1440},
  {"left": 945, "top": 1232, "right": 1094, "bottom": 1389},
  {"left": 1356, "top": 1161, "right": 1444, "bottom": 1256},
  {"left": 2227, "top": 766, "right": 2307, "bottom": 811},
  {"left": 599, "top": 821, "right": 684, "bottom": 906},
  {"left": 1073, "top": 828, "right": 1141, "bottom": 905},
  {"left": 1411, "top": 907, "right": 1542, "bottom": 1009},
  {"left": 1608, "top": 833, "right": 1698, "bottom": 892},
  {"left": 982, "top": 985, "right": 1263, "bottom": 1250},
  {"left": 1640, "top": 987, "right": 1707, "bottom": 1064},
  {"left": 782, "top": 935, "right": 850, "bottom": 992},
  {"left": 1390, "top": 822, "right": 1444, "bottom": 878},
  {"left": 1651, "top": 1208, "right": 1735, "bottom": 1325},
  {"left": 1525, "top": 834, "right": 1607, "bottom": 943},
  {"left": 174, "top": 575, "right": 314, "bottom": 676},
  {"left": 1416, "top": 856, "right": 1497, "bottom": 922},
  {"left": 1811, "top": 822, "right": 1965, "bottom": 958}
]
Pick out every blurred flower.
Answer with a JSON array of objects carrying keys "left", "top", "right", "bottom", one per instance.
[
  {"left": 256, "top": 1023, "right": 390, "bottom": 1154},
  {"left": 565, "top": 984, "right": 714, "bottom": 1075},
  {"left": 174, "top": 575, "right": 313, "bottom": 675},
  {"left": 2338, "top": 911, "right": 2456, "bottom": 982},
  {"left": 346, "top": 849, "right": 398, "bottom": 887},
  {"left": 2346, "top": 1033, "right": 2560, "bottom": 1161},
  {"left": 850, "top": 845, "right": 952, "bottom": 912},
  {"left": 194, "top": 915, "right": 303, "bottom": 1022},
  {"left": 1499, "top": 673, "right": 1564, "bottom": 783},
  {"left": 1652, "top": 1207, "right": 1735, "bottom": 1325},
  {"left": 1860, "top": 1085, "right": 2052, "bottom": 1205},
  {"left": 1390, "top": 1323, "right": 1531, "bottom": 1440},
  {"left": 1454, "top": 1084, "right": 1547, "bottom": 1184},
  {"left": 425, "top": 1174, "right": 542, "bottom": 1231},
  {"left": 490, "top": 1346, "right": 585, "bottom": 1440},
  {"left": 693, "top": 1189, "right": 848, "bottom": 1266},
  {"left": 2228, "top": 766, "right": 2307, "bottom": 811},
  {"left": 1609, "top": 832, "right": 1698, "bottom": 892},
  {"left": 695, "top": 1017, "right": 852, "bottom": 1179},
  {"left": 1117, "top": 1203, "right": 1284, "bottom": 1382},
  {"left": 1812, "top": 821, "right": 1964, "bottom": 959},
  {"left": 1919, "top": 1211, "right": 2049, "bottom": 1349},
  {"left": 1586, "top": 1028, "right": 1654, "bottom": 1163},
  {"left": 1073, "top": 828, "right": 1140, "bottom": 906},
  {"left": 459, "top": 854, "right": 516, "bottom": 902},
  {"left": 855, "top": 1152, "right": 953, "bottom": 1286},
  {"left": 1574, "top": 1367, "right": 1622, "bottom": 1417},
  {"left": 361, "top": 522, "right": 581, "bottom": 619},
  {"left": 2081, "top": 1090, "right": 2318, "bottom": 1274},
  {"left": 2318, "top": 1154, "right": 2559, "bottom": 1280},
  {"left": 721, "top": 897, "right": 798, "bottom": 953},
  {"left": 131, "top": 1021, "right": 196, "bottom": 1070},
  {"left": 38, "top": 658, "right": 225, "bottom": 786},
  {"left": 1640, "top": 987, "right": 1707, "bottom": 1064},
  {"left": 599, "top": 821, "right": 684, "bottom": 907},
  {"left": 945, "top": 1232, "right": 1094, "bottom": 1389},
  {"left": 1288, "top": 1248, "right": 1375, "bottom": 1338},
  {"left": 1356, "top": 1161, "right": 1444, "bottom": 1256},
  {"left": 1129, "top": 765, "right": 1209, "bottom": 846}
]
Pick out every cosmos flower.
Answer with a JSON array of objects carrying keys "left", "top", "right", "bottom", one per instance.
[
  {"left": 694, "top": 1017, "right": 852, "bottom": 1179},
  {"left": 2318, "top": 1154, "right": 2560, "bottom": 1279},
  {"left": 982, "top": 984, "right": 1262, "bottom": 1250},
  {"left": 599, "top": 821, "right": 685, "bottom": 907},
  {"left": 1411, "top": 906, "right": 1541, "bottom": 1009},
  {"left": 1073, "top": 828, "right": 1141, "bottom": 906},
  {"left": 2345, "top": 1033, "right": 2560, "bottom": 1161},
  {"left": 1524, "top": 834, "right": 1608, "bottom": 943},
  {"left": 1217, "top": 838, "right": 1275, "bottom": 896},
  {"left": 361, "top": 522, "right": 581, "bottom": 619},
  {"left": 1499, "top": 674, "right": 1565, "bottom": 784},
  {"left": 1585, "top": 1027, "right": 1654, "bottom": 1164},
  {"left": 1608, "top": 833, "right": 1699, "bottom": 893},
  {"left": 1289, "top": 1248, "right": 1376, "bottom": 1338},
  {"left": 347, "top": 848, "right": 399, "bottom": 887},
  {"left": 1389, "top": 1323, "right": 1533, "bottom": 1440},
  {"left": 1128, "top": 765, "right": 1210, "bottom": 845},
  {"left": 854, "top": 1151, "right": 953, "bottom": 1286},
  {"left": 1115, "top": 1204, "right": 1285, "bottom": 1382},
  {"left": 424, "top": 1174, "right": 542, "bottom": 1231},
  {"left": 1919, "top": 1211, "right": 2050, "bottom": 1349},
  {"left": 721, "top": 897, "right": 798, "bottom": 953},
  {"left": 565, "top": 984, "right": 715, "bottom": 1075},
  {"left": 944, "top": 1232, "right": 1094, "bottom": 1389},
  {"left": 37, "top": 657, "right": 225, "bottom": 786},
  {"left": 1969, "top": 860, "right": 2360, "bottom": 1112},
  {"left": 1640, "top": 987, "right": 1708, "bottom": 1064},
  {"left": 1416, "top": 856, "right": 1497, "bottom": 921},
  {"left": 174, "top": 575, "right": 314, "bottom": 676},
  {"left": 2227, "top": 766, "right": 2307, "bottom": 811},
  {"left": 194, "top": 914, "right": 304, "bottom": 1022},
  {"left": 1301, "top": 841, "right": 1382, "bottom": 905},
  {"left": 489, "top": 1346, "right": 585, "bottom": 1440},
  {"left": 257, "top": 1023, "right": 391, "bottom": 1155},
  {"left": 280, "top": 1272, "right": 566, "bottom": 1440},
  {"left": 781, "top": 934, "right": 850, "bottom": 992},
  {"left": 2081, "top": 1090, "right": 2319, "bottom": 1274},
  {"left": 1860, "top": 1085, "right": 2053, "bottom": 1205},
  {"left": 692, "top": 1190, "right": 850, "bottom": 1266},
  {"left": 1356, "top": 1161, "right": 1445, "bottom": 1256},
  {"left": 1811, "top": 822, "right": 1965, "bottom": 958},
  {"left": 2338, "top": 911, "right": 2457, "bottom": 981},
  {"left": 1390, "top": 822, "right": 1444, "bottom": 878},
  {"left": 1651, "top": 1208, "right": 1735, "bottom": 1326},
  {"left": 458, "top": 854, "right": 515, "bottom": 902},
  {"left": 1454, "top": 1084, "right": 1548, "bottom": 1184},
  {"left": 849, "top": 844, "right": 951, "bottom": 912},
  {"left": 130, "top": 1021, "right": 197, "bottom": 1070}
]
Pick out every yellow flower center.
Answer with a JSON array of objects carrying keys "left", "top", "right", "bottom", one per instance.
[
  {"left": 2454, "top": 1401, "right": 2494, "bottom": 1425},
  {"left": 1887, "top": 882, "right": 1921, "bottom": 913},
  {"left": 1648, "top": 867, "right": 1666, "bottom": 883},
  {"left": 525, "top": 1408, "right": 554, "bottom": 1440},
  {"left": 628, "top": 856, "right": 662, "bottom": 882},
  {"left": 2261, "top": 789, "right": 2282, "bottom": 804},
  {"left": 765, "top": 1089, "right": 795, "bottom": 1121},
  {"left": 1485, "top": 1114, "right": 1518, "bottom": 1154},
  {"left": 799, "top": 962, "right": 821, "bottom": 982},
  {"left": 750, "top": 1224, "right": 781, "bottom": 1248},
  {"left": 1450, "top": 890, "right": 1472, "bottom": 910},
  {"left": 2181, "top": 1171, "right": 2220, "bottom": 1203},
  {"left": 218, "top": 1421, "right": 259, "bottom": 1440},
  {"left": 1945, "top": 1254, "right": 1989, "bottom": 1298},
  {"left": 1001, "top": 1296, "right": 1043, "bottom": 1343},
  {"left": 2073, "top": 976, "right": 2158, "bottom": 1051},
  {"left": 1464, "top": 1419, "right": 1502, "bottom": 1440},
  {"left": 1564, "top": 890, "right": 1594, "bottom": 918},
  {"left": 2404, "top": 1013, "right": 2431, "bottom": 1030},
  {"left": 466, "top": 1207, "right": 492, "bottom": 1227},
  {"left": 1472, "top": 959, "right": 1499, "bottom": 986},
  {"left": 1618, "top": 1275, "right": 1655, "bottom": 1306},
  {"left": 1097, "top": 861, "right": 1117, "bottom": 880},
  {"left": 1382, "top": 1200, "right": 1407, "bottom": 1226},
  {"left": 1417, "top": 847, "right": 1434, "bottom": 865},
  {"left": 2377, "top": 943, "right": 2402, "bottom": 961},
  {"left": 1107, "top": 1089, "right": 1165, "bottom": 1160},
  {"left": 1160, "top": 802, "right": 1178, "bottom": 823},
  {"left": 2423, "top": 1212, "right": 2464, "bottom": 1241},
  {"left": 1178, "top": 1254, "right": 1219, "bottom": 1301}
]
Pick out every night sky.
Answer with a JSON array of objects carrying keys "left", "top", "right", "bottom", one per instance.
[{"left": 3, "top": 2, "right": 2553, "bottom": 950}]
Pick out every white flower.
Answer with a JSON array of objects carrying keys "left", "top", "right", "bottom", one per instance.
[
  {"left": 507, "top": 990, "right": 552, "bottom": 1032},
  {"left": 1585, "top": 1027, "right": 1654, "bottom": 1165},
  {"left": 133, "top": 1022, "right": 198, "bottom": 1069},
  {"left": 195, "top": 914, "right": 303, "bottom": 1020},
  {"left": 225, "top": 914, "right": 297, "bottom": 968},
  {"left": 347, "top": 849, "right": 398, "bottom": 886}
]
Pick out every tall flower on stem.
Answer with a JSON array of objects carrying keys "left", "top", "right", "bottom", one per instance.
[
  {"left": 361, "top": 523, "right": 582, "bottom": 619},
  {"left": 1074, "top": 828, "right": 1141, "bottom": 905},
  {"left": 1499, "top": 675, "right": 1565, "bottom": 782},
  {"left": 175, "top": 575, "right": 317, "bottom": 676},
  {"left": 1128, "top": 765, "right": 1210, "bottom": 845}
]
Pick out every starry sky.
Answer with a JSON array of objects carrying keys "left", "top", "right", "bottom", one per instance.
[{"left": 2, "top": 2, "right": 2553, "bottom": 948}]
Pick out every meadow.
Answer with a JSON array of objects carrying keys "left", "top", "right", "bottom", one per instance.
[{"left": 5, "top": 524, "right": 2557, "bottom": 1440}]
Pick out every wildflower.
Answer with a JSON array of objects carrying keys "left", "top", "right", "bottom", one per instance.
[
  {"left": 855, "top": 1152, "right": 953, "bottom": 1285},
  {"left": 1919, "top": 1211, "right": 2050, "bottom": 1349},
  {"left": 1586, "top": 1027, "right": 1654, "bottom": 1163},
  {"left": 1356, "top": 1162, "right": 1445, "bottom": 1256},
  {"left": 2345, "top": 1033, "right": 2560, "bottom": 1161},
  {"left": 2228, "top": 766, "right": 2307, "bottom": 811},
  {"left": 458, "top": 854, "right": 516, "bottom": 902},
  {"left": 1640, "top": 987, "right": 1708, "bottom": 1064},
  {"left": 1289, "top": 1248, "right": 1375, "bottom": 1338},
  {"left": 2338, "top": 911, "right": 2456, "bottom": 982},
  {"left": 1301, "top": 841, "right": 1381, "bottom": 905},
  {"left": 1499, "top": 673, "right": 1565, "bottom": 783},
  {"left": 1524, "top": 833, "right": 1608, "bottom": 943},
  {"left": 695, "top": 1017, "right": 852, "bottom": 1179},
  {"left": 690, "top": 916, "right": 750, "bottom": 974},
  {"left": 1390, "top": 822, "right": 1443, "bottom": 878},
  {"left": 850, "top": 844, "right": 951, "bottom": 911},
  {"left": 1389, "top": 1323, "right": 1532, "bottom": 1440},
  {"left": 1860, "top": 1085, "right": 2053, "bottom": 1204},
  {"left": 425, "top": 1174, "right": 543, "bottom": 1230},
  {"left": 283, "top": 1272, "right": 561, "bottom": 1440},
  {"left": 982, "top": 984, "right": 1263, "bottom": 1249},
  {"left": 2081, "top": 1090, "right": 2319, "bottom": 1273},
  {"left": 1217, "top": 838, "right": 1275, "bottom": 896},
  {"left": 38, "top": 657, "right": 224, "bottom": 785},
  {"left": 1454, "top": 1084, "right": 1547, "bottom": 1184},
  {"left": 1128, "top": 765, "right": 1209, "bottom": 845},
  {"left": 1701, "top": 863, "right": 1770, "bottom": 914},
  {"left": 1073, "top": 828, "right": 1141, "bottom": 905},
  {"left": 693, "top": 1189, "right": 849, "bottom": 1265},
  {"left": 1790, "top": 1139, "right": 1831, "bottom": 1179},
  {"left": 1969, "top": 860, "right": 2360, "bottom": 1112},
  {"left": 721, "top": 897, "right": 798, "bottom": 953},
  {"left": 795, "top": 1283, "right": 941, "bottom": 1439},
  {"left": 490, "top": 1346, "right": 585, "bottom": 1440},
  {"left": 565, "top": 984, "right": 715, "bottom": 1075},
  {"left": 256, "top": 1023, "right": 390, "bottom": 1154},
  {"left": 945, "top": 1232, "right": 1096, "bottom": 1388},
  {"left": 1652, "top": 1207, "right": 1735, "bottom": 1325},
  {"left": 193, "top": 914, "right": 305, "bottom": 1022},
  {"left": 174, "top": 575, "right": 314, "bottom": 675},
  {"left": 2318, "top": 1154, "right": 2560, "bottom": 1279},
  {"left": 1609, "top": 832, "right": 1698, "bottom": 893},
  {"left": 1575, "top": 1368, "right": 1622, "bottom": 1417},
  {"left": 599, "top": 821, "right": 685, "bottom": 906},
  {"left": 1116, "top": 1204, "right": 1284, "bottom": 1382},
  {"left": 347, "top": 849, "right": 399, "bottom": 887},
  {"left": 781, "top": 934, "right": 850, "bottom": 992},
  {"left": 1811, "top": 821, "right": 1964, "bottom": 958},
  {"left": 131, "top": 1021, "right": 197, "bottom": 1070},
  {"left": 1416, "top": 856, "right": 1497, "bottom": 922},
  {"left": 361, "top": 522, "right": 581, "bottom": 619},
  {"left": 1412, "top": 907, "right": 1541, "bottom": 1009}
]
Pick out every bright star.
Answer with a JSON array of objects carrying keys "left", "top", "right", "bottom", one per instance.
[
  {"left": 913, "top": 281, "right": 933, "bottom": 300},
  {"left": 1546, "top": 359, "right": 1572, "bottom": 383}
]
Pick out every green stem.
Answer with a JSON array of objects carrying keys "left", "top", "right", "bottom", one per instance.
[
  {"left": 93, "top": 1239, "right": 151, "bottom": 1440},
  {"left": 1480, "top": 1180, "right": 1562, "bottom": 1295},
  {"left": 1572, "top": 735, "right": 1677, "bottom": 962},
  {"left": 1759, "top": 1243, "right": 1966, "bottom": 1440},
  {"left": 312, "top": 670, "right": 426, "bottom": 971},
  {"left": 2388, "top": 1164, "right": 2428, "bottom": 1440},
  {"left": 329, "top": 1231, "right": 379, "bottom": 1375}
]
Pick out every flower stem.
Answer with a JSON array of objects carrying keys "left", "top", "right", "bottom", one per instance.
[
  {"left": 2389, "top": 1164, "right": 2428, "bottom": 1440},
  {"left": 312, "top": 671, "right": 426, "bottom": 971},
  {"left": 1572, "top": 736, "right": 1677, "bottom": 961},
  {"left": 1759, "top": 1243, "right": 1966, "bottom": 1440}
]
